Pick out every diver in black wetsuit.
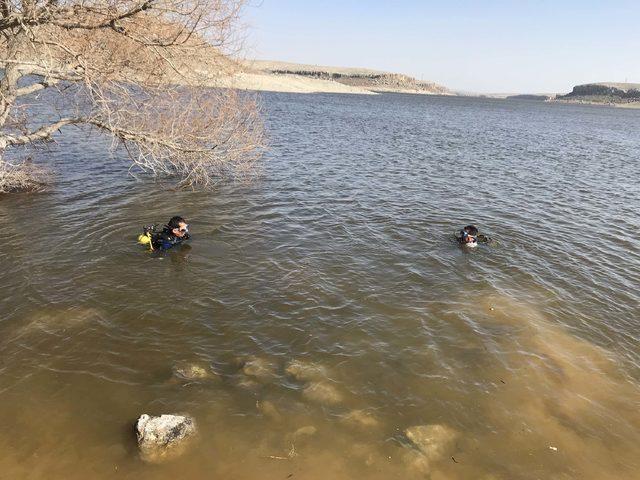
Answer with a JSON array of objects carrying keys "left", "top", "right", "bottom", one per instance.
[
  {"left": 455, "top": 225, "right": 491, "bottom": 247},
  {"left": 152, "top": 216, "right": 190, "bottom": 250},
  {"left": 140, "top": 216, "right": 190, "bottom": 251}
]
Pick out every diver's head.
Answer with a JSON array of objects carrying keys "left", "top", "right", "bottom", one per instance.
[
  {"left": 167, "top": 216, "right": 189, "bottom": 238},
  {"left": 461, "top": 225, "right": 479, "bottom": 246}
]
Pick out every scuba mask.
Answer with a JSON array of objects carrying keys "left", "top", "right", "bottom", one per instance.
[{"left": 462, "top": 231, "right": 478, "bottom": 246}]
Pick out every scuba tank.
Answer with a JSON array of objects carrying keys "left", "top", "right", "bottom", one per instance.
[{"left": 137, "top": 225, "right": 157, "bottom": 251}]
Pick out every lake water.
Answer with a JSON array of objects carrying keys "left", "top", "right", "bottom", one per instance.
[{"left": 1, "top": 93, "right": 639, "bottom": 480}]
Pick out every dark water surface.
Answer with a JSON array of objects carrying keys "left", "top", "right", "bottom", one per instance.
[{"left": 1, "top": 93, "right": 639, "bottom": 479}]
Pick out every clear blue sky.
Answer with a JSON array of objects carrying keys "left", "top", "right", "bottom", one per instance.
[{"left": 244, "top": 0, "right": 640, "bottom": 93}]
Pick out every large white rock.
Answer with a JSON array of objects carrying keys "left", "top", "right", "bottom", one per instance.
[{"left": 135, "top": 414, "right": 197, "bottom": 463}]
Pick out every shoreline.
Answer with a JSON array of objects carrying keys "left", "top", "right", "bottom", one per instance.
[
  {"left": 215, "top": 72, "right": 376, "bottom": 95},
  {"left": 224, "top": 59, "right": 452, "bottom": 96},
  {"left": 224, "top": 76, "right": 640, "bottom": 107},
  {"left": 211, "top": 67, "right": 640, "bottom": 106},
  {"left": 215, "top": 73, "right": 452, "bottom": 96},
  {"left": 550, "top": 98, "right": 640, "bottom": 109}
]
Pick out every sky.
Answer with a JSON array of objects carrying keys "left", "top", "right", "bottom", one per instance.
[{"left": 243, "top": 0, "right": 640, "bottom": 94}]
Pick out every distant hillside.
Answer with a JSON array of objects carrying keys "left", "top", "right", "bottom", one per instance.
[
  {"left": 555, "top": 82, "right": 640, "bottom": 106},
  {"left": 243, "top": 60, "right": 452, "bottom": 95}
]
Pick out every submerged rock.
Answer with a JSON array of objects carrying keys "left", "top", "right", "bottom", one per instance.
[
  {"left": 256, "top": 400, "right": 282, "bottom": 421},
  {"left": 351, "top": 443, "right": 377, "bottom": 467},
  {"left": 16, "top": 307, "right": 102, "bottom": 337},
  {"left": 172, "top": 363, "right": 218, "bottom": 382},
  {"left": 240, "top": 356, "right": 277, "bottom": 381},
  {"left": 404, "top": 424, "right": 458, "bottom": 461},
  {"left": 402, "top": 449, "right": 432, "bottom": 474},
  {"left": 135, "top": 414, "right": 197, "bottom": 463},
  {"left": 302, "top": 381, "right": 343, "bottom": 405},
  {"left": 236, "top": 377, "right": 261, "bottom": 391},
  {"left": 285, "top": 359, "right": 329, "bottom": 382},
  {"left": 293, "top": 425, "right": 317, "bottom": 439},
  {"left": 340, "top": 409, "right": 380, "bottom": 429},
  {"left": 284, "top": 425, "right": 317, "bottom": 451}
]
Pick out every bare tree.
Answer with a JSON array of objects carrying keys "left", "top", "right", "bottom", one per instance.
[{"left": 0, "top": 0, "right": 265, "bottom": 192}]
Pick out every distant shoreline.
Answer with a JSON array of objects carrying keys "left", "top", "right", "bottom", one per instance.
[
  {"left": 218, "top": 60, "right": 452, "bottom": 96},
  {"left": 551, "top": 83, "right": 640, "bottom": 109},
  {"left": 217, "top": 72, "right": 376, "bottom": 95},
  {"left": 215, "top": 64, "right": 640, "bottom": 108},
  {"left": 550, "top": 98, "right": 640, "bottom": 109}
]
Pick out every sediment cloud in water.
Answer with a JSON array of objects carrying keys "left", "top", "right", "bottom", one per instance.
[
  {"left": 427, "top": 294, "right": 640, "bottom": 480},
  {"left": 0, "top": 297, "right": 638, "bottom": 479}
]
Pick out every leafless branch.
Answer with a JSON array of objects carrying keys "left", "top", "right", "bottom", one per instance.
[{"left": 0, "top": 0, "right": 264, "bottom": 192}]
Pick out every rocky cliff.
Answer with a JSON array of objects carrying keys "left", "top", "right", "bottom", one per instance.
[
  {"left": 244, "top": 60, "right": 452, "bottom": 95},
  {"left": 556, "top": 82, "right": 640, "bottom": 106}
]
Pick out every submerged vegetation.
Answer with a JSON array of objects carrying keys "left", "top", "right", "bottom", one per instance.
[{"left": 0, "top": 0, "right": 266, "bottom": 193}]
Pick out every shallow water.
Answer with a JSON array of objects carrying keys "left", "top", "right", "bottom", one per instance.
[{"left": 1, "top": 93, "right": 639, "bottom": 479}]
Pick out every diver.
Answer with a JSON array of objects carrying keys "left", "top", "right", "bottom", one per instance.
[
  {"left": 138, "top": 216, "right": 190, "bottom": 251},
  {"left": 455, "top": 225, "right": 490, "bottom": 247}
]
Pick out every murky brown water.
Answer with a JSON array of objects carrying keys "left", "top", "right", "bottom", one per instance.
[{"left": 1, "top": 94, "right": 639, "bottom": 479}]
